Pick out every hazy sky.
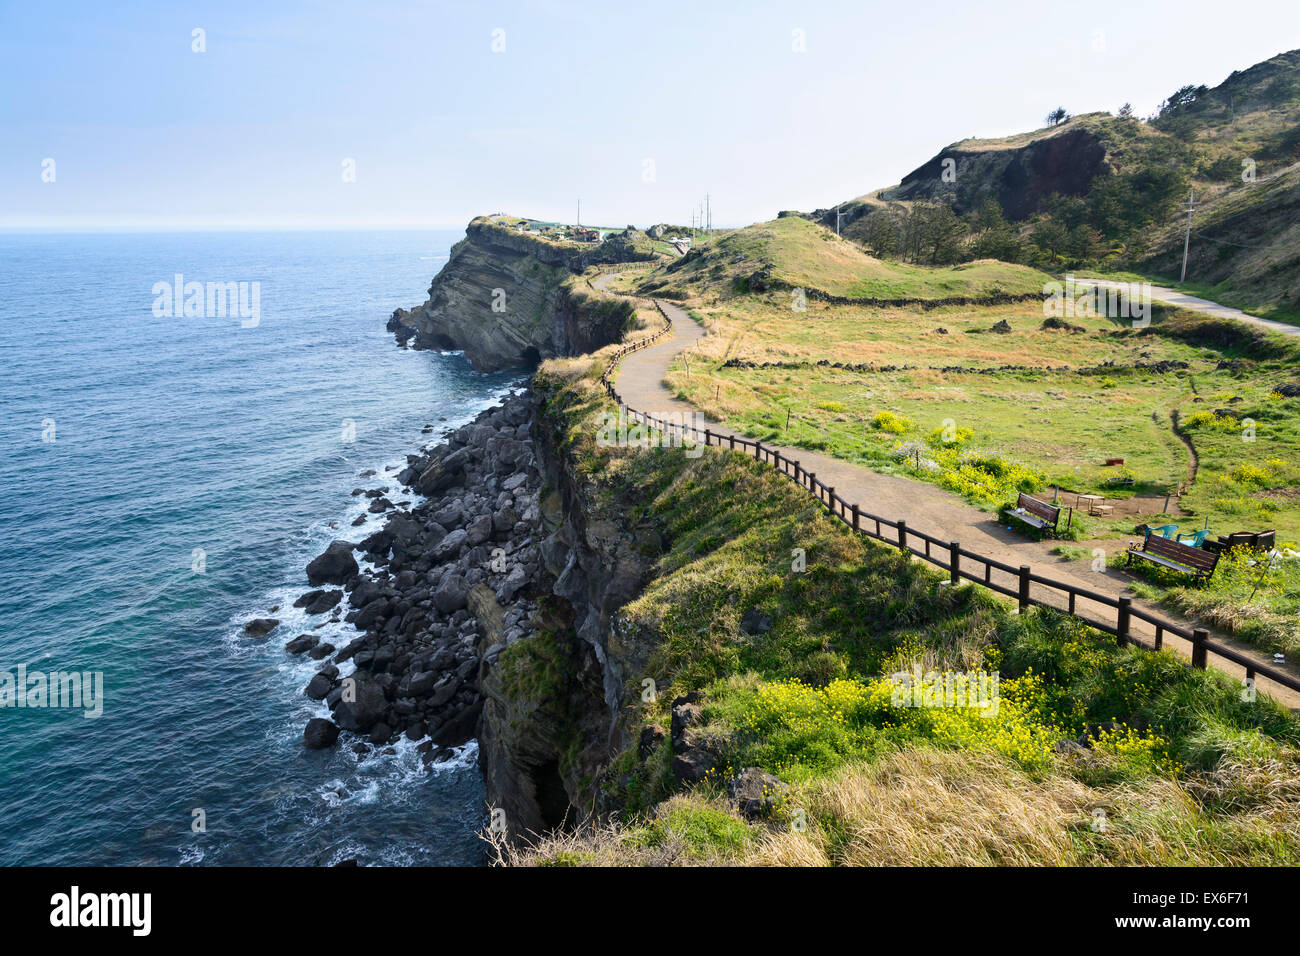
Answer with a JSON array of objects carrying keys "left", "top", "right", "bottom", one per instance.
[{"left": 3, "top": 0, "right": 1298, "bottom": 230}]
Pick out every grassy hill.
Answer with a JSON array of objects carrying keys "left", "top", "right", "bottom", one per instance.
[
  {"left": 804, "top": 48, "right": 1300, "bottom": 319},
  {"left": 628, "top": 216, "right": 1050, "bottom": 302}
]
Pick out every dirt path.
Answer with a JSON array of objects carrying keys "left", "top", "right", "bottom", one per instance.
[
  {"left": 1077, "top": 278, "right": 1300, "bottom": 338},
  {"left": 593, "top": 275, "right": 1300, "bottom": 707}
]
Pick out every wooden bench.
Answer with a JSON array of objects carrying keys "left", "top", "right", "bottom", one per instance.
[
  {"left": 1009, "top": 492, "right": 1061, "bottom": 533},
  {"left": 1126, "top": 532, "right": 1219, "bottom": 579}
]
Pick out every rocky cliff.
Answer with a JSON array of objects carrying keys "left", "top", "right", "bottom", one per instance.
[
  {"left": 475, "top": 384, "right": 662, "bottom": 840},
  {"left": 388, "top": 217, "right": 649, "bottom": 372},
  {"left": 880, "top": 121, "right": 1110, "bottom": 219}
]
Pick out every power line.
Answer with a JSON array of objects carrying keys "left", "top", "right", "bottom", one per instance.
[{"left": 1191, "top": 231, "right": 1272, "bottom": 250}]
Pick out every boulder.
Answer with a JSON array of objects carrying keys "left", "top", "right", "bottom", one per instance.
[
  {"left": 243, "top": 618, "right": 280, "bottom": 638},
  {"left": 305, "top": 589, "right": 343, "bottom": 615},
  {"left": 465, "top": 514, "right": 493, "bottom": 547},
  {"left": 285, "top": 633, "right": 319, "bottom": 655},
  {"left": 434, "top": 575, "right": 469, "bottom": 614},
  {"left": 332, "top": 679, "right": 388, "bottom": 732},
  {"left": 293, "top": 589, "right": 326, "bottom": 609},
  {"left": 429, "top": 675, "right": 461, "bottom": 707},
  {"left": 302, "top": 718, "right": 340, "bottom": 749},
  {"left": 431, "top": 528, "right": 468, "bottom": 560},
  {"left": 727, "top": 768, "right": 787, "bottom": 820},
  {"left": 306, "top": 540, "right": 359, "bottom": 585},
  {"left": 304, "top": 674, "right": 333, "bottom": 700}
]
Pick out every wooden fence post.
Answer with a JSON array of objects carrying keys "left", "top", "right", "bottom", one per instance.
[
  {"left": 897, "top": 520, "right": 908, "bottom": 553},
  {"left": 1018, "top": 565, "right": 1031, "bottom": 612},
  {"left": 852, "top": 504, "right": 860, "bottom": 531},
  {"left": 754, "top": 441, "right": 762, "bottom": 461},
  {"left": 949, "top": 542, "right": 960, "bottom": 585},
  {"left": 1117, "top": 596, "right": 1131, "bottom": 648},
  {"left": 1191, "top": 628, "right": 1208, "bottom": 669}
]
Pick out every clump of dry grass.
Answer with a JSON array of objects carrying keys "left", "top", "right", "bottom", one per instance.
[{"left": 498, "top": 746, "right": 1300, "bottom": 867}]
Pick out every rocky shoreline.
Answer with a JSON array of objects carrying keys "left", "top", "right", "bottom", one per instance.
[{"left": 253, "top": 389, "right": 545, "bottom": 766}]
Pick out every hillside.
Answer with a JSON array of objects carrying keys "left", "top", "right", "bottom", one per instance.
[
  {"left": 630, "top": 216, "right": 1050, "bottom": 302},
  {"left": 805, "top": 48, "right": 1300, "bottom": 318}
]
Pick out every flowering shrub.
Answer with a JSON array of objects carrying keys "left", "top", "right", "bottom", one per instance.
[
  {"left": 733, "top": 672, "right": 1176, "bottom": 780},
  {"left": 871, "top": 410, "right": 913, "bottom": 434},
  {"left": 925, "top": 447, "right": 1048, "bottom": 507},
  {"left": 925, "top": 424, "right": 975, "bottom": 448},
  {"left": 1182, "top": 411, "right": 1243, "bottom": 433}
]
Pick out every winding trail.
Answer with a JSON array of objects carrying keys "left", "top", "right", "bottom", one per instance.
[
  {"left": 1076, "top": 279, "right": 1300, "bottom": 338},
  {"left": 592, "top": 272, "right": 1300, "bottom": 707}
]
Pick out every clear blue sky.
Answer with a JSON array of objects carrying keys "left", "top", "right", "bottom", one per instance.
[{"left": 2, "top": 0, "right": 1297, "bottom": 230}]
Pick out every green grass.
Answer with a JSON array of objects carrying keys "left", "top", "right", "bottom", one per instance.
[
  {"left": 656, "top": 290, "right": 1300, "bottom": 542},
  {"left": 635, "top": 216, "right": 1050, "bottom": 302}
]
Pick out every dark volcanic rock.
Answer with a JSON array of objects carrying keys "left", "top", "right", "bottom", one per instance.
[
  {"left": 244, "top": 618, "right": 280, "bottom": 638},
  {"left": 302, "top": 718, "right": 340, "bottom": 749},
  {"left": 305, "top": 589, "right": 343, "bottom": 615},
  {"left": 728, "top": 768, "right": 787, "bottom": 820},
  {"left": 304, "top": 674, "right": 333, "bottom": 700},
  {"left": 332, "top": 680, "right": 388, "bottom": 732},
  {"left": 285, "top": 633, "right": 319, "bottom": 655},
  {"left": 306, "top": 540, "right": 359, "bottom": 586}
]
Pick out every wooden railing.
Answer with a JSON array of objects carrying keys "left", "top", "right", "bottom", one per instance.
[{"left": 595, "top": 292, "right": 1300, "bottom": 701}]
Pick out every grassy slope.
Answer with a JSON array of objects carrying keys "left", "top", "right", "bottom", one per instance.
[
  {"left": 502, "top": 356, "right": 1300, "bottom": 866},
  {"left": 633, "top": 216, "right": 1050, "bottom": 301},
  {"left": 829, "top": 51, "right": 1300, "bottom": 315}
]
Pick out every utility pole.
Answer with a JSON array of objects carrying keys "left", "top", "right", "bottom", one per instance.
[
  {"left": 835, "top": 202, "right": 843, "bottom": 236},
  {"left": 1180, "top": 189, "right": 1195, "bottom": 284},
  {"left": 706, "top": 193, "right": 711, "bottom": 235},
  {"left": 577, "top": 198, "right": 581, "bottom": 227}
]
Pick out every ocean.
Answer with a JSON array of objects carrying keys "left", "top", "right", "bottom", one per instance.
[{"left": 0, "top": 229, "right": 518, "bottom": 865}]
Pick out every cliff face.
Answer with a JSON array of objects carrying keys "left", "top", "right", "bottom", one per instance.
[
  {"left": 882, "top": 124, "right": 1109, "bottom": 219},
  {"left": 475, "top": 385, "right": 662, "bottom": 841},
  {"left": 388, "top": 218, "right": 645, "bottom": 372}
]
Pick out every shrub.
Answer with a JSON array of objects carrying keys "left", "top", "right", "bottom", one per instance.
[{"left": 871, "top": 410, "right": 914, "bottom": 434}]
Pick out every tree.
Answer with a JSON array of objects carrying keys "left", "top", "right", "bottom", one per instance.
[
  {"left": 1030, "top": 219, "right": 1069, "bottom": 262},
  {"left": 919, "top": 203, "right": 965, "bottom": 264},
  {"left": 1046, "top": 106, "right": 1069, "bottom": 126},
  {"left": 1157, "top": 84, "right": 1209, "bottom": 119},
  {"left": 860, "top": 209, "right": 899, "bottom": 258},
  {"left": 1117, "top": 102, "right": 1134, "bottom": 118},
  {"left": 970, "top": 202, "right": 1024, "bottom": 263}
]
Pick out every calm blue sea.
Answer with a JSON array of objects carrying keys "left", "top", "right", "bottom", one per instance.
[{"left": 0, "top": 230, "right": 519, "bottom": 866}]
